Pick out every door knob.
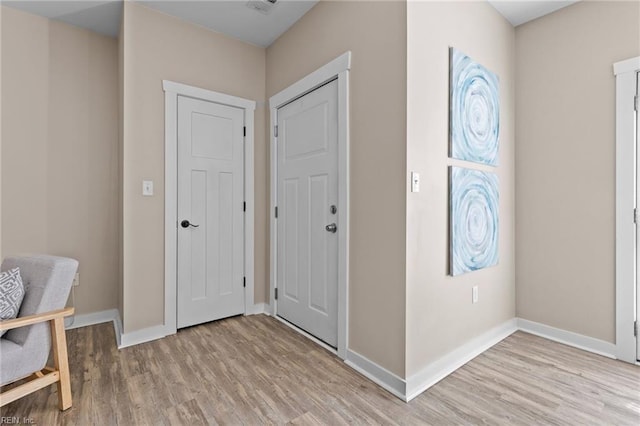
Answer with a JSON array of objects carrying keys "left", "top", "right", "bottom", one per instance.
[
  {"left": 181, "top": 220, "right": 199, "bottom": 228},
  {"left": 325, "top": 223, "right": 337, "bottom": 233}
]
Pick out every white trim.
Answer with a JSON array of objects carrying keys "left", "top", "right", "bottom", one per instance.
[
  {"left": 113, "top": 312, "right": 123, "bottom": 348},
  {"left": 163, "top": 80, "right": 256, "bottom": 336},
  {"left": 268, "top": 99, "right": 277, "bottom": 317},
  {"left": 118, "top": 324, "right": 167, "bottom": 349},
  {"left": 345, "top": 350, "right": 407, "bottom": 401},
  {"left": 246, "top": 303, "right": 268, "bottom": 315},
  {"left": 162, "top": 81, "right": 255, "bottom": 110},
  {"left": 614, "top": 57, "right": 639, "bottom": 363},
  {"left": 244, "top": 108, "right": 256, "bottom": 317},
  {"left": 65, "top": 309, "right": 119, "bottom": 330},
  {"left": 269, "top": 53, "right": 351, "bottom": 109},
  {"left": 517, "top": 318, "right": 616, "bottom": 359},
  {"left": 164, "top": 88, "right": 178, "bottom": 336},
  {"left": 268, "top": 51, "right": 351, "bottom": 359},
  {"left": 336, "top": 68, "right": 350, "bottom": 359},
  {"left": 405, "top": 319, "right": 517, "bottom": 402},
  {"left": 614, "top": 56, "right": 640, "bottom": 76},
  {"left": 65, "top": 308, "right": 123, "bottom": 348}
]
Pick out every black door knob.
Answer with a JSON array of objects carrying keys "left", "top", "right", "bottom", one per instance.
[{"left": 181, "top": 220, "right": 199, "bottom": 228}]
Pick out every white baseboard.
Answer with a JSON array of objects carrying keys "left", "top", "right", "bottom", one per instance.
[
  {"left": 516, "top": 318, "right": 616, "bottom": 359},
  {"left": 64, "top": 308, "right": 122, "bottom": 348},
  {"left": 246, "top": 303, "right": 268, "bottom": 315},
  {"left": 65, "top": 308, "right": 119, "bottom": 330},
  {"left": 64, "top": 308, "right": 618, "bottom": 401},
  {"left": 405, "top": 318, "right": 518, "bottom": 402},
  {"left": 68, "top": 304, "right": 270, "bottom": 350},
  {"left": 118, "top": 302, "right": 270, "bottom": 348},
  {"left": 113, "top": 312, "right": 123, "bottom": 348},
  {"left": 118, "top": 324, "right": 166, "bottom": 349},
  {"left": 345, "top": 350, "right": 407, "bottom": 400}
]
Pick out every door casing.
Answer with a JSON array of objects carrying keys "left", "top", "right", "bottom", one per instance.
[
  {"left": 269, "top": 52, "right": 351, "bottom": 360},
  {"left": 163, "top": 80, "right": 256, "bottom": 336},
  {"left": 614, "top": 56, "right": 640, "bottom": 363}
]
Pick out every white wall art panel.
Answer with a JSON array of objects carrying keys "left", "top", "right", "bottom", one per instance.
[
  {"left": 450, "top": 166, "right": 499, "bottom": 275},
  {"left": 450, "top": 48, "right": 500, "bottom": 166}
]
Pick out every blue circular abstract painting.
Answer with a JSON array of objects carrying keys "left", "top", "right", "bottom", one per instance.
[
  {"left": 450, "top": 48, "right": 500, "bottom": 166},
  {"left": 450, "top": 167, "right": 499, "bottom": 275}
]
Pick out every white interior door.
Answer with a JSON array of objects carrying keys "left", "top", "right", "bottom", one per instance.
[
  {"left": 177, "top": 95, "right": 245, "bottom": 329},
  {"left": 276, "top": 79, "right": 339, "bottom": 347}
]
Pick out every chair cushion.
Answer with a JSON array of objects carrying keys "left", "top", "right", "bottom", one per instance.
[
  {"left": 0, "top": 338, "right": 29, "bottom": 385},
  {"left": 0, "top": 267, "right": 25, "bottom": 337}
]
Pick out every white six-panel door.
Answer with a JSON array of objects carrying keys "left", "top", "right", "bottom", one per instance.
[
  {"left": 177, "top": 95, "right": 245, "bottom": 329},
  {"left": 276, "top": 79, "right": 339, "bottom": 347}
]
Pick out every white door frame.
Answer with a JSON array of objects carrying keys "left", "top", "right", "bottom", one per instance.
[
  {"left": 163, "top": 80, "right": 256, "bottom": 336},
  {"left": 614, "top": 56, "right": 639, "bottom": 363},
  {"left": 269, "top": 52, "right": 351, "bottom": 360}
]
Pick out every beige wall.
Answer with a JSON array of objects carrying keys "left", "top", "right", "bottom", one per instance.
[
  {"left": 1, "top": 6, "right": 119, "bottom": 315},
  {"left": 515, "top": 1, "right": 640, "bottom": 343},
  {"left": 406, "top": 1, "right": 516, "bottom": 376},
  {"left": 267, "top": 0, "right": 407, "bottom": 376},
  {"left": 121, "top": 2, "right": 266, "bottom": 332}
]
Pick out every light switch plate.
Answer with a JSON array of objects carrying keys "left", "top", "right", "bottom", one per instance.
[
  {"left": 143, "top": 180, "right": 154, "bottom": 196},
  {"left": 411, "top": 172, "right": 420, "bottom": 193}
]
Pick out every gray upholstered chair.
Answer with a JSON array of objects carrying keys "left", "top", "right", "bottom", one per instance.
[{"left": 0, "top": 255, "right": 78, "bottom": 410}]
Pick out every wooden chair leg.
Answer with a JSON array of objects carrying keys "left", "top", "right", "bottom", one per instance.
[{"left": 51, "top": 317, "right": 72, "bottom": 410}]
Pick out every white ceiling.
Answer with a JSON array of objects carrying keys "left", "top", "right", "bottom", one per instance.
[
  {"left": 2, "top": 1, "right": 581, "bottom": 43},
  {"left": 2, "top": 1, "right": 124, "bottom": 37},
  {"left": 488, "top": 0, "right": 580, "bottom": 26},
  {"left": 140, "top": 1, "right": 318, "bottom": 47},
  {"left": 1, "top": 0, "right": 319, "bottom": 44}
]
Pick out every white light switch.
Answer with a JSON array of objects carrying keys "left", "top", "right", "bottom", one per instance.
[
  {"left": 472, "top": 286, "right": 479, "bottom": 304},
  {"left": 142, "top": 180, "right": 154, "bottom": 196},
  {"left": 411, "top": 172, "right": 420, "bottom": 193}
]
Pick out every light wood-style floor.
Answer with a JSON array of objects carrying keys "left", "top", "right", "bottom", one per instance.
[{"left": 1, "top": 315, "right": 639, "bottom": 425}]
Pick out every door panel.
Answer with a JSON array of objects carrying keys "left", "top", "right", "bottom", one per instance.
[
  {"left": 309, "top": 174, "right": 329, "bottom": 314},
  {"left": 190, "top": 170, "right": 207, "bottom": 300},
  {"left": 277, "top": 79, "right": 339, "bottom": 347},
  {"left": 178, "top": 96, "right": 244, "bottom": 329},
  {"left": 283, "top": 178, "right": 300, "bottom": 301}
]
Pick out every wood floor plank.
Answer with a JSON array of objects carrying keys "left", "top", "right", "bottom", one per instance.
[{"left": 1, "top": 315, "right": 638, "bottom": 425}]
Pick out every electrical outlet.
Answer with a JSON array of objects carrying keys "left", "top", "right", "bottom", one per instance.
[
  {"left": 472, "top": 286, "right": 478, "bottom": 304},
  {"left": 73, "top": 273, "right": 80, "bottom": 287}
]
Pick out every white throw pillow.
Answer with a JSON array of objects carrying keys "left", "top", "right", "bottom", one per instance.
[{"left": 0, "top": 267, "right": 25, "bottom": 337}]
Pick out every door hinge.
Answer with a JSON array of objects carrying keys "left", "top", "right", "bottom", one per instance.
[
  {"left": 274, "top": 125, "right": 278, "bottom": 137},
  {"left": 634, "top": 320, "right": 638, "bottom": 337},
  {"left": 275, "top": 206, "right": 278, "bottom": 218},
  {"left": 243, "top": 201, "right": 246, "bottom": 212},
  {"left": 634, "top": 208, "right": 638, "bottom": 224},
  {"left": 275, "top": 288, "right": 278, "bottom": 300},
  {"left": 243, "top": 277, "right": 246, "bottom": 288},
  {"left": 634, "top": 95, "right": 638, "bottom": 112},
  {"left": 243, "top": 126, "right": 247, "bottom": 137}
]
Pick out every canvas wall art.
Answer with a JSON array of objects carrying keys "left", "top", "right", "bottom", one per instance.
[
  {"left": 450, "top": 48, "right": 500, "bottom": 166},
  {"left": 450, "top": 166, "right": 499, "bottom": 276}
]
